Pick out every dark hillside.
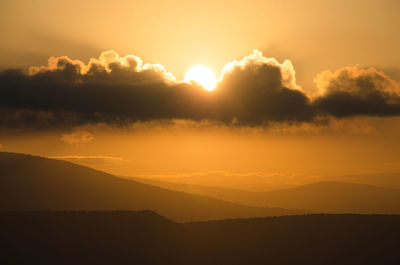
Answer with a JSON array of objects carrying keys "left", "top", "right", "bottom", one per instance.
[
  {"left": 133, "top": 177, "right": 400, "bottom": 213},
  {"left": 1, "top": 212, "right": 399, "bottom": 265},
  {"left": 0, "top": 152, "right": 304, "bottom": 221}
]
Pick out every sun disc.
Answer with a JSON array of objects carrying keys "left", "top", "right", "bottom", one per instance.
[{"left": 184, "top": 65, "right": 217, "bottom": 91}]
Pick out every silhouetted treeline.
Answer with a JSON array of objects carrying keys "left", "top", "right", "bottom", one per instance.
[{"left": 1, "top": 211, "right": 400, "bottom": 265}]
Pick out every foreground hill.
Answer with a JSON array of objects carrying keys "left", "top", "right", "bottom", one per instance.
[
  {"left": 133, "top": 177, "right": 400, "bottom": 214},
  {"left": 1, "top": 211, "right": 400, "bottom": 265},
  {"left": 0, "top": 152, "right": 304, "bottom": 222}
]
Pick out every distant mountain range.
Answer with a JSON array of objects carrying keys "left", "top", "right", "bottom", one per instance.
[
  {"left": 3, "top": 151, "right": 399, "bottom": 222},
  {"left": 0, "top": 152, "right": 305, "bottom": 222},
  {"left": 2, "top": 152, "right": 400, "bottom": 264},
  {"left": 2, "top": 211, "right": 400, "bottom": 265},
  {"left": 132, "top": 177, "right": 400, "bottom": 214}
]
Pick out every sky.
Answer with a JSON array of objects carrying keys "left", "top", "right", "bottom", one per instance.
[{"left": 1, "top": 0, "right": 400, "bottom": 190}]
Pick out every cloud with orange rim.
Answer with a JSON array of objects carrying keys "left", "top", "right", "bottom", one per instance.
[{"left": 1, "top": 50, "right": 399, "bottom": 130}]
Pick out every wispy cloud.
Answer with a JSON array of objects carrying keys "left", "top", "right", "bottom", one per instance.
[
  {"left": 60, "top": 130, "right": 94, "bottom": 145},
  {"left": 50, "top": 155, "right": 123, "bottom": 161},
  {"left": 49, "top": 155, "right": 124, "bottom": 166}
]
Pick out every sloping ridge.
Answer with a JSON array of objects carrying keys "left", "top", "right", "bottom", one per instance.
[
  {"left": 132, "top": 176, "right": 400, "bottom": 214},
  {"left": 0, "top": 152, "right": 305, "bottom": 221},
  {"left": 261, "top": 181, "right": 400, "bottom": 214},
  {"left": 2, "top": 212, "right": 400, "bottom": 265},
  {"left": 129, "top": 176, "right": 257, "bottom": 203}
]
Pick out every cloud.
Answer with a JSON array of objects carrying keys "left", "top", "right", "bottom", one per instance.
[
  {"left": 135, "top": 169, "right": 318, "bottom": 192},
  {"left": 60, "top": 130, "right": 94, "bottom": 145},
  {"left": 50, "top": 155, "right": 122, "bottom": 161},
  {"left": 0, "top": 50, "right": 399, "bottom": 130},
  {"left": 314, "top": 67, "right": 400, "bottom": 117},
  {"left": 0, "top": 50, "right": 212, "bottom": 129},
  {"left": 214, "top": 50, "right": 314, "bottom": 124},
  {"left": 49, "top": 155, "right": 124, "bottom": 167}
]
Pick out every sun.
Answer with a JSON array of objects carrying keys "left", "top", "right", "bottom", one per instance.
[{"left": 184, "top": 65, "right": 217, "bottom": 91}]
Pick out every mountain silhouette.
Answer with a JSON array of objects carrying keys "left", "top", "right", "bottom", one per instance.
[
  {"left": 133, "top": 177, "right": 400, "bottom": 214},
  {"left": 1, "top": 211, "right": 400, "bottom": 265},
  {"left": 0, "top": 152, "right": 306, "bottom": 221},
  {"left": 259, "top": 181, "right": 400, "bottom": 214}
]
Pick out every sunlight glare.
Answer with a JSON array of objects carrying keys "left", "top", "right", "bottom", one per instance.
[{"left": 184, "top": 65, "right": 217, "bottom": 91}]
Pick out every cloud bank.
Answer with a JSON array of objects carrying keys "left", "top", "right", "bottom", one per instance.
[
  {"left": 1, "top": 50, "right": 399, "bottom": 130},
  {"left": 314, "top": 67, "right": 400, "bottom": 117}
]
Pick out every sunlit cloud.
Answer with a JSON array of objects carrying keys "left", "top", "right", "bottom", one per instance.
[
  {"left": 49, "top": 155, "right": 124, "bottom": 167},
  {"left": 219, "top": 49, "right": 302, "bottom": 92},
  {"left": 314, "top": 66, "right": 400, "bottom": 117},
  {"left": 0, "top": 50, "right": 399, "bottom": 131}
]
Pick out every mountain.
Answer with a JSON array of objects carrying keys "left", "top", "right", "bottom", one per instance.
[
  {"left": 132, "top": 177, "right": 400, "bottom": 214},
  {"left": 260, "top": 181, "right": 400, "bottom": 214},
  {"left": 2, "top": 211, "right": 400, "bottom": 265},
  {"left": 0, "top": 152, "right": 305, "bottom": 222},
  {"left": 128, "top": 176, "right": 258, "bottom": 203}
]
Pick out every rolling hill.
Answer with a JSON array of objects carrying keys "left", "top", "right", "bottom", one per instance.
[
  {"left": 260, "top": 181, "right": 400, "bottom": 214},
  {"left": 132, "top": 177, "right": 400, "bottom": 214},
  {"left": 128, "top": 176, "right": 257, "bottom": 203},
  {"left": 0, "top": 152, "right": 305, "bottom": 222},
  {"left": 1, "top": 211, "right": 400, "bottom": 265}
]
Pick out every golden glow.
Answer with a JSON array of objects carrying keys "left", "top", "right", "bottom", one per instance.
[{"left": 184, "top": 65, "right": 217, "bottom": 91}]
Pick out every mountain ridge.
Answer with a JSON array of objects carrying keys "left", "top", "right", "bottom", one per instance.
[
  {"left": 0, "top": 152, "right": 306, "bottom": 222},
  {"left": 2, "top": 211, "right": 400, "bottom": 265},
  {"left": 132, "top": 176, "right": 400, "bottom": 214}
]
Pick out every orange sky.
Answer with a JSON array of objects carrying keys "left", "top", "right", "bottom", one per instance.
[
  {"left": 2, "top": 116, "right": 400, "bottom": 190},
  {"left": 1, "top": 0, "right": 400, "bottom": 191},
  {"left": 1, "top": 0, "right": 400, "bottom": 87}
]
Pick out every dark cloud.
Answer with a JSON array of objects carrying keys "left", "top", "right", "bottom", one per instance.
[
  {"left": 314, "top": 67, "right": 400, "bottom": 118},
  {"left": 0, "top": 50, "right": 399, "bottom": 130},
  {"left": 214, "top": 51, "right": 314, "bottom": 124},
  {"left": 0, "top": 51, "right": 214, "bottom": 129}
]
